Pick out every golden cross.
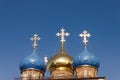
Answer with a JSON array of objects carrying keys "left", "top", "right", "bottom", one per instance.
[
  {"left": 30, "top": 34, "right": 40, "bottom": 49},
  {"left": 56, "top": 28, "right": 70, "bottom": 44},
  {"left": 79, "top": 30, "right": 91, "bottom": 46}
]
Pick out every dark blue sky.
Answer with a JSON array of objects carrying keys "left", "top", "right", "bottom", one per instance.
[{"left": 0, "top": 0, "right": 120, "bottom": 80}]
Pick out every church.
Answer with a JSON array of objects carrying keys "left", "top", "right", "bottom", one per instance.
[{"left": 15, "top": 28, "right": 106, "bottom": 80}]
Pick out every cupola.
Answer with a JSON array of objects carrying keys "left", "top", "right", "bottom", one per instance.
[
  {"left": 47, "top": 28, "right": 73, "bottom": 78},
  {"left": 73, "top": 30, "right": 100, "bottom": 78},
  {"left": 19, "top": 34, "right": 45, "bottom": 79}
]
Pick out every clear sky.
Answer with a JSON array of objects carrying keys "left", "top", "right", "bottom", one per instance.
[{"left": 0, "top": 0, "right": 120, "bottom": 80}]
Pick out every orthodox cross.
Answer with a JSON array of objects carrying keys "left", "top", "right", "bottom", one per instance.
[
  {"left": 79, "top": 30, "right": 91, "bottom": 46},
  {"left": 31, "top": 34, "right": 40, "bottom": 49},
  {"left": 56, "top": 28, "right": 70, "bottom": 47}
]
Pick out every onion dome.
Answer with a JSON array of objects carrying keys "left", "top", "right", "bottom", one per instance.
[
  {"left": 47, "top": 47, "right": 73, "bottom": 72},
  {"left": 47, "top": 28, "right": 73, "bottom": 72},
  {"left": 20, "top": 49, "right": 45, "bottom": 72},
  {"left": 19, "top": 34, "right": 45, "bottom": 72},
  {"left": 73, "top": 46, "right": 100, "bottom": 68},
  {"left": 73, "top": 30, "right": 100, "bottom": 69}
]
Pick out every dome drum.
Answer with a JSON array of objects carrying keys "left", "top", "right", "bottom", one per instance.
[
  {"left": 51, "top": 69, "right": 73, "bottom": 79},
  {"left": 21, "top": 68, "right": 44, "bottom": 79},
  {"left": 75, "top": 65, "right": 98, "bottom": 78}
]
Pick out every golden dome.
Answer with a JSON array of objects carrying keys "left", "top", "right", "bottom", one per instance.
[
  {"left": 47, "top": 28, "right": 73, "bottom": 73},
  {"left": 47, "top": 47, "right": 73, "bottom": 72}
]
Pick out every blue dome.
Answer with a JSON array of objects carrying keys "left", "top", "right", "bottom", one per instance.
[
  {"left": 20, "top": 50, "right": 45, "bottom": 72},
  {"left": 73, "top": 47, "right": 100, "bottom": 68}
]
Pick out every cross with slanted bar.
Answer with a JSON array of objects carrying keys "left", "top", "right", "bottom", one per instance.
[
  {"left": 56, "top": 28, "right": 70, "bottom": 44},
  {"left": 30, "top": 34, "right": 40, "bottom": 49},
  {"left": 79, "top": 30, "right": 91, "bottom": 46}
]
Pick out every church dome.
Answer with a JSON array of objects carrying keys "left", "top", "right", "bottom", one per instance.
[
  {"left": 47, "top": 48, "right": 73, "bottom": 72},
  {"left": 19, "top": 49, "right": 45, "bottom": 72},
  {"left": 73, "top": 46, "right": 100, "bottom": 68},
  {"left": 47, "top": 28, "right": 73, "bottom": 72},
  {"left": 73, "top": 30, "right": 100, "bottom": 69},
  {"left": 19, "top": 34, "right": 45, "bottom": 72}
]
